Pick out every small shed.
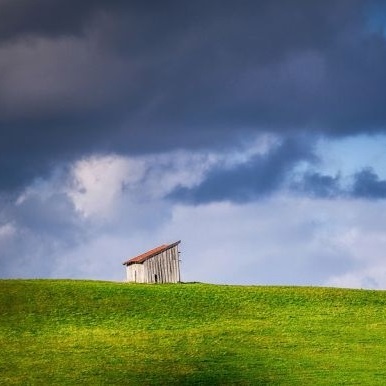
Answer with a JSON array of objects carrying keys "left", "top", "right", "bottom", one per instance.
[{"left": 123, "top": 241, "right": 181, "bottom": 283}]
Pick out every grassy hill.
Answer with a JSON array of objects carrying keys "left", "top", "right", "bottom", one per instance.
[{"left": 1, "top": 280, "right": 386, "bottom": 385}]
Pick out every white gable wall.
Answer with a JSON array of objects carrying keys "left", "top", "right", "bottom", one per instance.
[{"left": 126, "top": 263, "right": 145, "bottom": 283}]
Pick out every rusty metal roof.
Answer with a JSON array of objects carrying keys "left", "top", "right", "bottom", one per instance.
[{"left": 123, "top": 240, "right": 181, "bottom": 265}]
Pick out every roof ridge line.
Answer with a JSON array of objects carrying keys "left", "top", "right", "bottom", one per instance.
[{"left": 122, "top": 240, "right": 180, "bottom": 265}]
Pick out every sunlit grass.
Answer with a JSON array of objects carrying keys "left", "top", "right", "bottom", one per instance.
[{"left": 1, "top": 280, "right": 386, "bottom": 384}]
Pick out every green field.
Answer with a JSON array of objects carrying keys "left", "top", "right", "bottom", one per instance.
[{"left": 1, "top": 280, "right": 386, "bottom": 385}]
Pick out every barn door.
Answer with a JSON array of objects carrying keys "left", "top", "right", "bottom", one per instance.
[{"left": 154, "top": 274, "right": 158, "bottom": 283}]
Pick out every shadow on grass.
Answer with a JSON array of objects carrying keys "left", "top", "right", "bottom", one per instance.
[
  {"left": 126, "top": 352, "right": 286, "bottom": 386},
  {"left": 171, "top": 356, "right": 278, "bottom": 385}
]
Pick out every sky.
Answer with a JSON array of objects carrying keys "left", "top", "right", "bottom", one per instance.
[{"left": 1, "top": 0, "right": 386, "bottom": 288}]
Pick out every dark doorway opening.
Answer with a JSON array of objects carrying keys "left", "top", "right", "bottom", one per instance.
[{"left": 154, "top": 274, "right": 158, "bottom": 283}]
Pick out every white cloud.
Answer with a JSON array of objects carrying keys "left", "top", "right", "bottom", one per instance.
[
  {"left": 155, "top": 197, "right": 386, "bottom": 288},
  {"left": 67, "top": 154, "right": 144, "bottom": 219},
  {"left": 0, "top": 223, "right": 16, "bottom": 240},
  {"left": 65, "top": 139, "right": 277, "bottom": 221},
  {"left": 2, "top": 136, "right": 386, "bottom": 289}
]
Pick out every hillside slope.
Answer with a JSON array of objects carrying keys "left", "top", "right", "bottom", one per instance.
[{"left": 1, "top": 280, "right": 386, "bottom": 385}]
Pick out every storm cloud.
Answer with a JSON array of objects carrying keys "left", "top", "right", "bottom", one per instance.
[
  {"left": 1, "top": 0, "right": 386, "bottom": 192},
  {"left": 352, "top": 168, "right": 386, "bottom": 198},
  {"left": 169, "top": 137, "right": 314, "bottom": 203}
]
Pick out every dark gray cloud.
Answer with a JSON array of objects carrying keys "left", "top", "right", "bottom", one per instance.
[
  {"left": 293, "top": 168, "right": 386, "bottom": 200},
  {"left": 295, "top": 168, "right": 386, "bottom": 200},
  {"left": 168, "top": 154, "right": 386, "bottom": 204},
  {"left": 352, "top": 168, "right": 386, "bottom": 198},
  {"left": 169, "top": 138, "right": 314, "bottom": 203},
  {"left": 1, "top": 0, "right": 386, "bottom": 192},
  {"left": 292, "top": 172, "right": 342, "bottom": 198},
  {"left": 0, "top": 0, "right": 127, "bottom": 40}
]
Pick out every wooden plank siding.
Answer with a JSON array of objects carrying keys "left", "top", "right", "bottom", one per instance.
[{"left": 124, "top": 241, "right": 181, "bottom": 283}]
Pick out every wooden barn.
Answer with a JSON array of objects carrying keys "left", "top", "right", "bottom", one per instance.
[{"left": 123, "top": 241, "right": 181, "bottom": 283}]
